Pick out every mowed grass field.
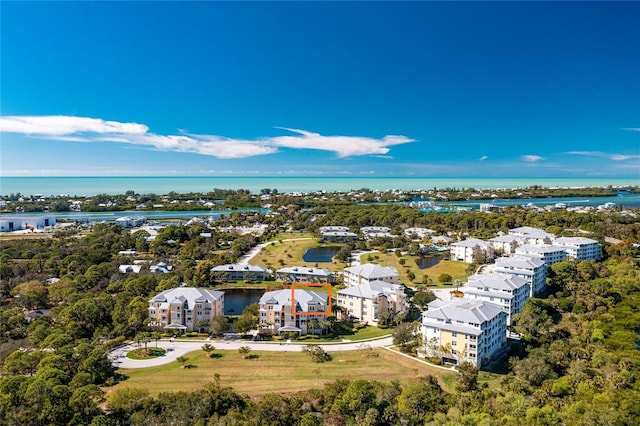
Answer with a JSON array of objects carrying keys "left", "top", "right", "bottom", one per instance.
[
  {"left": 111, "top": 348, "right": 456, "bottom": 397},
  {"left": 250, "top": 238, "right": 349, "bottom": 273},
  {"left": 363, "top": 251, "right": 469, "bottom": 286}
]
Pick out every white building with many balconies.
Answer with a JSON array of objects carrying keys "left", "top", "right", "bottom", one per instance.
[
  {"left": 462, "top": 273, "right": 530, "bottom": 325},
  {"left": 494, "top": 256, "right": 546, "bottom": 297},
  {"left": 343, "top": 263, "right": 401, "bottom": 287},
  {"left": 421, "top": 298, "right": 507, "bottom": 368}
]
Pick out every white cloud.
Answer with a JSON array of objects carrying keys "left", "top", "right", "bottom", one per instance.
[
  {"left": 272, "top": 127, "right": 414, "bottom": 158},
  {"left": 522, "top": 155, "right": 543, "bottom": 162},
  {"left": 479, "top": 155, "right": 488, "bottom": 161},
  {"left": 566, "top": 151, "right": 640, "bottom": 161},
  {"left": 0, "top": 115, "right": 148, "bottom": 135},
  {"left": 622, "top": 128, "right": 640, "bottom": 132},
  {"left": 0, "top": 115, "right": 414, "bottom": 159}
]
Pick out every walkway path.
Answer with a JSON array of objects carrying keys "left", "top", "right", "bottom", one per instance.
[{"left": 109, "top": 336, "right": 393, "bottom": 369}]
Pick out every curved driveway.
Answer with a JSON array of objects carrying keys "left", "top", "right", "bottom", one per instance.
[{"left": 110, "top": 336, "right": 393, "bottom": 369}]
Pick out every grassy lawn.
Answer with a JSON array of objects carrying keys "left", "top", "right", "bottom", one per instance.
[
  {"left": 363, "top": 251, "right": 469, "bottom": 286},
  {"left": 251, "top": 239, "right": 349, "bottom": 272},
  {"left": 111, "top": 348, "right": 456, "bottom": 396},
  {"left": 292, "top": 324, "right": 392, "bottom": 343},
  {"left": 273, "top": 232, "right": 315, "bottom": 240},
  {"left": 126, "top": 347, "right": 166, "bottom": 360}
]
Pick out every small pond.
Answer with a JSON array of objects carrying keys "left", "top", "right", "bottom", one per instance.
[
  {"left": 222, "top": 288, "right": 266, "bottom": 315},
  {"left": 302, "top": 246, "right": 341, "bottom": 262},
  {"left": 415, "top": 254, "right": 444, "bottom": 269}
]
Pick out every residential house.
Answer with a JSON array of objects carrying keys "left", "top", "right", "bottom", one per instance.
[
  {"left": 275, "top": 266, "right": 335, "bottom": 283},
  {"left": 552, "top": 237, "right": 602, "bottom": 261},
  {"left": 462, "top": 273, "right": 530, "bottom": 325},
  {"left": 450, "top": 238, "right": 495, "bottom": 263},
  {"left": 319, "top": 230, "right": 359, "bottom": 243},
  {"left": 337, "top": 280, "right": 407, "bottom": 324},
  {"left": 259, "top": 289, "right": 329, "bottom": 335},
  {"left": 115, "top": 216, "right": 146, "bottom": 228},
  {"left": 493, "top": 256, "right": 546, "bottom": 297},
  {"left": 343, "top": 263, "right": 401, "bottom": 287},
  {"left": 211, "top": 264, "right": 269, "bottom": 281},
  {"left": 421, "top": 298, "right": 507, "bottom": 368},
  {"left": 119, "top": 264, "right": 142, "bottom": 274},
  {"left": 148, "top": 287, "right": 224, "bottom": 333}
]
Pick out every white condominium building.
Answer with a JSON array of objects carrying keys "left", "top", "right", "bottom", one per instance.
[
  {"left": 494, "top": 256, "right": 546, "bottom": 297},
  {"left": 515, "top": 244, "right": 567, "bottom": 268},
  {"left": 259, "top": 289, "right": 329, "bottom": 335},
  {"left": 337, "top": 280, "right": 407, "bottom": 325},
  {"left": 488, "top": 235, "right": 528, "bottom": 256},
  {"left": 148, "top": 287, "right": 225, "bottom": 333},
  {"left": 275, "top": 266, "right": 335, "bottom": 283},
  {"left": 463, "top": 273, "right": 530, "bottom": 325},
  {"left": 421, "top": 298, "right": 507, "bottom": 368},
  {"left": 508, "top": 226, "right": 556, "bottom": 245},
  {"left": 450, "top": 238, "right": 495, "bottom": 263},
  {"left": 552, "top": 237, "right": 602, "bottom": 261},
  {"left": 343, "top": 263, "right": 401, "bottom": 287}
]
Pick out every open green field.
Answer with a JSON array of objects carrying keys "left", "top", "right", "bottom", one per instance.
[
  {"left": 111, "top": 348, "right": 456, "bottom": 397},
  {"left": 362, "top": 251, "right": 469, "bottom": 286},
  {"left": 250, "top": 238, "right": 349, "bottom": 272}
]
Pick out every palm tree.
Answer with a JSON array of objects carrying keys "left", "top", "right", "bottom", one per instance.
[
  {"left": 238, "top": 346, "right": 252, "bottom": 359},
  {"left": 308, "top": 319, "right": 320, "bottom": 336}
]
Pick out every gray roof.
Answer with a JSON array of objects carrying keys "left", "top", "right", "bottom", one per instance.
[
  {"left": 489, "top": 235, "right": 528, "bottom": 244},
  {"left": 211, "top": 263, "right": 267, "bottom": 272},
  {"left": 494, "top": 256, "right": 545, "bottom": 270},
  {"left": 338, "top": 280, "right": 404, "bottom": 299},
  {"left": 515, "top": 244, "right": 566, "bottom": 254},
  {"left": 508, "top": 226, "right": 555, "bottom": 239},
  {"left": 423, "top": 298, "right": 504, "bottom": 330},
  {"left": 276, "top": 266, "right": 332, "bottom": 277},
  {"left": 344, "top": 263, "right": 400, "bottom": 279},
  {"left": 150, "top": 287, "right": 224, "bottom": 309},
  {"left": 466, "top": 273, "right": 529, "bottom": 291},
  {"left": 259, "top": 289, "right": 327, "bottom": 312},
  {"left": 452, "top": 238, "right": 491, "bottom": 248},
  {"left": 552, "top": 237, "right": 599, "bottom": 246}
]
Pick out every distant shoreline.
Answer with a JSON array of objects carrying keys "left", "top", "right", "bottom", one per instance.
[{"left": 2, "top": 176, "right": 638, "bottom": 197}]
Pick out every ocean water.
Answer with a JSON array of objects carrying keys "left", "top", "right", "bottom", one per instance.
[{"left": 1, "top": 176, "right": 638, "bottom": 197}]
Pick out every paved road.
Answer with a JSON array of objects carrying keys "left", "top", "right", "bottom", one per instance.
[{"left": 110, "top": 336, "right": 393, "bottom": 369}]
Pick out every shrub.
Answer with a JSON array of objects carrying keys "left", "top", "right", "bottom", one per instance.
[{"left": 303, "top": 345, "right": 332, "bottom": 363}]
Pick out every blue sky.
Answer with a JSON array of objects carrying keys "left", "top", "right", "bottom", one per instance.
[{"left": 1, "top": 1, "right": 639, "bottom": 177}]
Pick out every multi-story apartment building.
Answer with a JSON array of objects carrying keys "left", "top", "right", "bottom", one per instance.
[
  {"left": 403, "top": 227, "right": 436, "bottom": 240},
  {"left": 463, "top": 273, "right": 530, "bottom": 325},
  {"left": 148, "top": 287, "right": 224, "bottom": 332},
  {"left": 421, "top": 298, "right": 507, "bottom": 368},
  {"left": 275, "top": 266, "right": 335, "bottom": 283},
  {"left": 343, "top": 263, "right": 401, "bottom": 287},
  {"left": 515, "top": 244, "right": 567, "bottom": 268},
  {"left": 488, "top": 235, "right": 528, "bottom": 256},
  {"left": 450, "top": 238, "right": 495, "bottom": 263},
  {"left": 552, "top": 237, "right": 602, "bottom": 261},
  {"left": 259, "top": 289, "right": 329, "bottom": 335},
  {"left": 494, "top": 255, "right": 546, "bottom": 297},
  {"left": 337, "top": 280, "right": 407, "bottom": 325},
  {"left": 210, "top": 264, "right": 269, "bottom": 281},
  {"left": 507, "top": 226, "right": 555, "bottom": 245}
]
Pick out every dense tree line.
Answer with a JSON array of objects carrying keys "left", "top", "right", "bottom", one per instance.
[{"left": 0, "top": 205, "right": 638, "bottom": 425}]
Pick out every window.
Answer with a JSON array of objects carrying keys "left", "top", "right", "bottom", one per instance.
[
  {"left": 451, "top": 331, "right": 457, "bottom": 337},
  {"left": 452, "top": 340, "right": 457, "bottom": 346}
]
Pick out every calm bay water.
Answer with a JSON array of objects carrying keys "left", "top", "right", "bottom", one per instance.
[{"left": 1, "top": 176, "right": 638, "bottom": 197}]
